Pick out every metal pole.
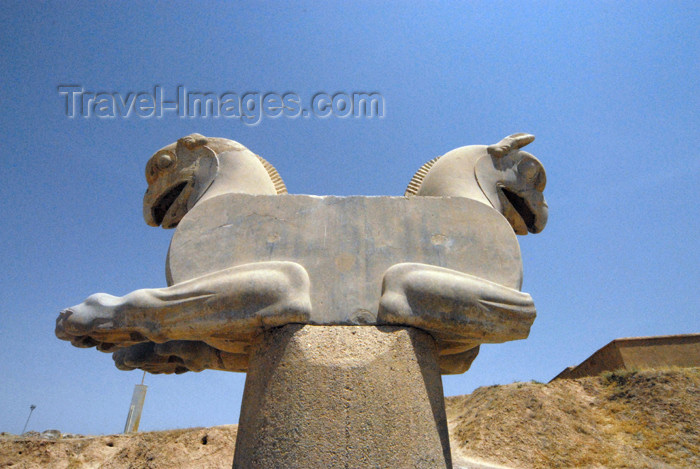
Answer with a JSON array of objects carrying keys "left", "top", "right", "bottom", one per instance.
[{"left": 21, "top": 405, "right": 36, "bottom": 434}]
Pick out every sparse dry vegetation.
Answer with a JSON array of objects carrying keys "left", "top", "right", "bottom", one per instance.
[
  {"left": 1, "top": 368, "right": 697, "bottom": 468},
  {"left": 447, "top": 368, "right": 699, "bottom": 468}
]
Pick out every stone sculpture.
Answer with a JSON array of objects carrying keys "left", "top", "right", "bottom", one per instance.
[
  {"left": 56, "top": 132, "right": 547, "bottom": 374},
  {"left": 55, "top": 133, "right": 548, "bottom": 468},
  {"left": 381, "top": 132, "right": 548, "bottom": 371},
  {"left": 404, "top": 132, "right": 547, "bottom": 234},
  {"left": 56, "top": 134, "right": 307, "bottom": 373}
]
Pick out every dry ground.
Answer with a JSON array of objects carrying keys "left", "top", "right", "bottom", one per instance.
[
  {"left": 2, "top": 368, "right": 697, "bottom": 468},
  {"left": 0, "top": 426, "right": 237, "bottom": 469},
  {"left": 447, "top": 368, "right": 699, "bottom": 468}
]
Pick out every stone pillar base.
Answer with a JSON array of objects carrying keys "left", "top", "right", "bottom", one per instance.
[{"left": 232, "top": 324, "right": 452, "bottom": 468}]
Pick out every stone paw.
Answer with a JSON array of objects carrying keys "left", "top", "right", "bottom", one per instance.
[{"left": 55, "top": 294, "right": 147, "bottom": 351}]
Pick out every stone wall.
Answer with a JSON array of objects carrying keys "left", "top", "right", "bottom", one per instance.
[{"left": 553, "top": 334, "right": 700, "bottom": 380}]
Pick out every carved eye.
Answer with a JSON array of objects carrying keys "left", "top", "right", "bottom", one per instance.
[
  {"left": 518, "top": 158, "right": 539, "bottom": 181},
  {"left": 156, "top": 153, "right": 175, "bottom": 170}
]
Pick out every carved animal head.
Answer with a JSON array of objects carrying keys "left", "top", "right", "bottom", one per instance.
[
  {"left": 405, "top": 133, "right": 548, "bottom": 235},
  {"left": 143, "top": 134, "right": 286, "bottom": 229},
  {"left": 477, "top": 133, "right": 548, "bottom": 234}
]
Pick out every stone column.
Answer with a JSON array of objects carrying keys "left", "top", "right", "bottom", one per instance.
[{"left": 232, "top": 324, "right": 452, "bottom": 468}]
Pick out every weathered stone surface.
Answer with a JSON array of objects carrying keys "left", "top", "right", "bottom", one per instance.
[
  {"left": 113, "top": 340, "right": 249, "bottom": 374},
  {"left": 168, "top": 194, "right": 525, "bottom": 322},
  {"left": 232, "top": 324, "right": 452, "bottom": 469},
  {"left": 56, "top": 194, "right": 534, "bottom": 374},
  {"left": 56, "top": 261, "right": 312, "bottom": 349}
]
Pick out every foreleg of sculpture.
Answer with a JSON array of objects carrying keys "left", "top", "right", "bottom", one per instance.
[
  {"left": 378, "top": 263, "right": 536, "bottom": 344},
  {"left": 56, "top": 261, "right": 311, "bottom": 352},
  {"left": 112, "top": 340, "right": 249, "bottom": 374}
]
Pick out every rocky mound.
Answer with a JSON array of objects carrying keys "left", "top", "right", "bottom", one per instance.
[{"left": 2, "top": 368, "right": 697, "bottom": 468}]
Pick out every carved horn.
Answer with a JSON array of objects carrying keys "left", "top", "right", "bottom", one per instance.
[
  {"left": 487, "top": 133, "right": 535, "bottom": 157},
  {"left": 178, "top": 133, "right": 208, "bottom": 150}
]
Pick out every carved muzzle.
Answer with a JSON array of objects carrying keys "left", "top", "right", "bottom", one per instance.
[
  {"left": 479, "top": 133, "right": 549, "bottom": 235},
  {"left": 495, "top": 151, "right": 548, "bottom": 235},
  {"left": 143, "top": 134, "right": 218, "bottom": 229}
]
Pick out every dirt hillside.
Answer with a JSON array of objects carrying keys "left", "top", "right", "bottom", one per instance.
[
  {"left": 447, "top": 368, "right": 699, "bottom": 468},
  {"left": 2, "top": 368, "right": 697, "bottom": 468},
  {"left": 0, "top": 426, "right": 237, "bottom": 469}
]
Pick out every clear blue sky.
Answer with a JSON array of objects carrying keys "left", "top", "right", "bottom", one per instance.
[{"left": 1, "top": 1, "right": 698, "bottom": 435}]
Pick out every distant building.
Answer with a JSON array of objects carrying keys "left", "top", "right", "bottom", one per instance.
[{"left": 552, "top": 334, "right": 700, "bottom": 381}]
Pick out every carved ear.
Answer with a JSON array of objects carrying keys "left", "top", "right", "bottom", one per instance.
[
  {"left": 487, "top": 133, "right": 535, "bottom": 157},
  {"left": 187, "top": 146, "right": 219, "bottom": 210}
]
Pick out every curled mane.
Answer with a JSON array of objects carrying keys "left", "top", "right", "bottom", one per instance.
[
  {"left": 255, "top": 154, "right": 287, "bottom": 194},
  {"left": 404, "top": 156, "right": 441, "bottom": 196}
]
